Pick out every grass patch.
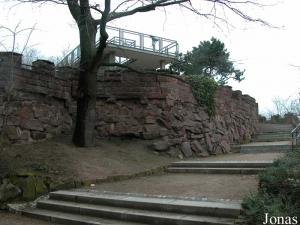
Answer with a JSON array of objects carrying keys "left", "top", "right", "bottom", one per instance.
[{"left": 240, "top": 149, "right": 300, "bottom": 225}]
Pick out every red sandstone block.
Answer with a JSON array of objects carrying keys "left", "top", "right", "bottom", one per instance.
[
  {"left": 139, "top": 76, "right": 157, "bottom": 82},
  {"left": 48, "top": 82, "right": 63, "bottom": 91},
  {"left": 17, "top": 75, "right": 48, "bottom": 87},
  {"left": 18, "top": 84, "right": 48, "bottom": 95},
  {"left": 157, "top": 75, "right": 177, "bottom": 82},
  {"left": 146, "top": 92, "right": 165, "bottom": 99},
  {"left": 20, "top": 70, "right": 40, "bottom": 80}
]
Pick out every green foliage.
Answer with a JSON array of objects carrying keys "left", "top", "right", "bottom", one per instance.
[
  {"left": 268, "top": 113, "right": 299, "bottom": 125},
  {"left": 240, "top": 149, "right": 300, "bottom": 225},
  {"left": 171, "top": 37, "right": 244, "bottom": 84},
  {"left": 258, "top": 114, "right": 267, "bottom": 123},
  {"left": 184, "top": 74, "right": 218, "bottom": 116}
]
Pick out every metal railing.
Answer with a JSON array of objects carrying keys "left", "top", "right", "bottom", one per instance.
[
  {"left": 291, "top": 123, "right": 300, "bottom": 150},
  {"left": 57, "top": 25, "right": 179, "bottom": 67},
  {"left": 108, "top": 37, "right": 136, "bottom": 48}
]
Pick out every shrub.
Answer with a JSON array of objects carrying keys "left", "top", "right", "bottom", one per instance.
[
  {"left": 240, "top": 149, "right": 300, "bottom": 225},
  {"left": 184, "top": 74, "right": 218, "bottom": 117}
]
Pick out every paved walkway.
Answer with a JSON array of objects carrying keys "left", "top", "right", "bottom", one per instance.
[
  {"left": 80, "top": 152, "right": 283, "bottom": 202},
  {"left": 82, "top": 173, "right": 258, "bottom": 201}
]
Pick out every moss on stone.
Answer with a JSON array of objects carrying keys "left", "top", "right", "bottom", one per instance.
[{"left": 19, "top": 176, "right": 36, "bottom": 201}]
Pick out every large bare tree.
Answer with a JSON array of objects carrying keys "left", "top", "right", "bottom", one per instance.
[{"left": 14, "top": 0, "right": 269, "bottom": 146}]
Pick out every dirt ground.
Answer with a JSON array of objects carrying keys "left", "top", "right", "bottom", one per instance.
[
  {"left": 0, "top": 136, "right": 173, "bottom": 183},
  {"left": 0, "top": 211, "right": 53, "bottom": 225},
  {"left": 0, "top": 136, "right": 174, "bottom": 225}
]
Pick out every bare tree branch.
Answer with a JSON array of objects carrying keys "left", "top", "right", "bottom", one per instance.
[
  {"left": 108, "top": 0, "right": 189, "bottom": 21},
  {"left": 90, "top": 0, "right": 110, "bottom": 71},
  {"left": 13, "top": 0, "right": 272, "bottom": 27}
]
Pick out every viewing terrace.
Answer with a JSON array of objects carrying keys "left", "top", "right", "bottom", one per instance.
[{"left": 58, "top": 26, "right": 179, "bottom": 69}]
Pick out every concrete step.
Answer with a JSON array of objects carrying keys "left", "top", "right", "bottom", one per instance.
[
  {"left": 259, "top": 127, "right": 292, "bottom": 131},
  {"left": 256, "top": 131, "right": 291, "bottom": 136},
  {"left": 256, "top": 131, "right": 290, "bottom": 136},
  {"left": 258, "top": 130, "right": 292, "bottom": 135},
  {"left": 169, "top": 161, "right": 273, "bottom": 169},
  {"left": 254, "top": 132, "right": 291, "bottom": 141},
  {"left": 258, "top": 123, "right": 293, "bottom": 128},
  {"left": 167, "top": 167, "right": 265, "bottom": 174},
  {"left": 35, "top": 199, "right": 236, "bottom": 225},
  {"left": 21, "top": 208, "right": 146, "bottom": 225},
  {"left": 258, "top": 124, "right": 293, "bottom": 133},
  {"left": 50, "top": 190, "right": 241, "bottom": 218},
  {"left": 254, "top": 135, "right": 291, "bottom": 142},
  {"left": 240, "top": 141, "right": 291, "bottom": 154}
]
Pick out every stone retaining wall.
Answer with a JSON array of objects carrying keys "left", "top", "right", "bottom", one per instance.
[
  {"left": 0, "top": 52, "right": 258, "bottom": 156},
  {"left": 94, "top": 71, "right": 258, "bottom": 157},
  {"left": 0, "top": 53, "right": 74, "bottom": 143}
]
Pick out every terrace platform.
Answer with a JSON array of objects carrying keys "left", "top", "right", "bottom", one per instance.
[{"left": 58, "top": 26, "right": 179, "bottom": 70}]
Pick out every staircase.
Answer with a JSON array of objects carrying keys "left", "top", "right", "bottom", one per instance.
[
  {"left": 240, "top": 123, "right": 293, "bottom": 154},
  {"left": 167, "top": 160, "right": 273, "bottom": 174},
  {"left": 254, "top": 124, "right": 293, "bottom": 142},
  {"left": 13, "top": 123, "right": 294, "bottom": 224},
  {"left": 17, "top": 190, "right": 241, "bottom": 225}
]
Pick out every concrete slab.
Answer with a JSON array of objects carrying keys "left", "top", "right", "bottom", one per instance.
[
  {"left": 50, "top": 190, "right": 241, "bottom": 218},
  {"left": 21, "top": 208, "right": 145, "bottom": 225},
  {"left": 171, "top": 160, "right": 274, "bottom": 167},
  {"left": 34, "top": 199, "right": 236, "bottom": 225},
  {"left": 167, "top": 167, "right": 265, "bottom": 174},
  {"left": 241, "top": 141, "right": 291, "bottom": 147}
]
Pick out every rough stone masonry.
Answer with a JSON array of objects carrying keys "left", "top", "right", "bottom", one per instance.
[{"left": 0, "top": 52, "right": 258, "bottom": 157}]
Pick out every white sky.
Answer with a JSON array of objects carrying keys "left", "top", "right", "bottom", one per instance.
[{"left": 0, "top": 0, "right": 299, "bottom": 115}]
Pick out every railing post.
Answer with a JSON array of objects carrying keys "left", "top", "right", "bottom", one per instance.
[
  {"left": 291, "top": 123, "right": 300, "bottom": 150},
  {"left": 139, "top": 34, "right": 144, "bottom": 49},
  {"left": 119, "top": 29, "right": 124, "bottom": 46},
  {"left": 77, "top": 47, "right": 81, "bottom": 61},
  {"left": 70, "top": 51, "right": 74, "bottom": 65},
  {"left": 159, "top": 38, "right": 163, "bottom": 53},
  {"left": 292, "top": 132, "right": 295, "bottom": 150}
]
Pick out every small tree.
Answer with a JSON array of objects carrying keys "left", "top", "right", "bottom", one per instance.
[
  {"left": 171, "top": 37, "right": 244, "bottom": 84},
  {"left": 0, "top": 23, "right": 35, "bottom": 147},
  {"left": 272, "top": 96, "right": 300, "bottom": 117}
]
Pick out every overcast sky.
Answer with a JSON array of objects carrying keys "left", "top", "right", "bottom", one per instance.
[{"left": 0, "top": 0, "right": 299, "bottom": 115}]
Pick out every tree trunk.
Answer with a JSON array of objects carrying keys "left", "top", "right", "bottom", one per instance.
[{"left": 72, "top": 19, "right": 98, "bottom": 147}]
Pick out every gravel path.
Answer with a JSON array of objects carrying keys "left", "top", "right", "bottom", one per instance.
[
  {"left": 84, "top": 173, "right": 259, "bottom": 201},
  {"left": 81, "top": 152, "right": 283, "bottom": 202}
]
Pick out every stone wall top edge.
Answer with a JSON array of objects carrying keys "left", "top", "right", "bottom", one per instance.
[{"left": 103, "top": 70, "right": 188, "bottom": 83}]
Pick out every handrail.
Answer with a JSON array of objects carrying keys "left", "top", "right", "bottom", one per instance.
[{"left": 291, "top": 123, "right": 300, "bottom": 150}]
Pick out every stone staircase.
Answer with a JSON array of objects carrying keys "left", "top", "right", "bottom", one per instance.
[
  {"left": 13, "top": 123, "right": 293, "bottom": 224},
  {"left": 254, "top": 124, "right": 293, "bottom": 142},
  {"left": 17, "top": 190, "right": 241, "bottom": 225},
  {"left": 167, "top": 160, "right": 273, "bottom": 174},
  {"left": 240, "top": 123, "right": 293, "bottom": 154}
]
